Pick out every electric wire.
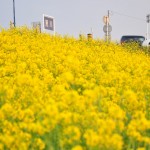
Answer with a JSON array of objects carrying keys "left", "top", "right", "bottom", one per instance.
[{"left": 109, "top": 10, "right": 146, "bottom": 22}]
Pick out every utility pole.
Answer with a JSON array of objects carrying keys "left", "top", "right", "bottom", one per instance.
[
  {"left": 146, "top": 14, "right": 150, "bottom": 40},
  {"left": 107, "top": 10, "right": 110, "bottom": 41},
  {"left": 13, "top": 0, "right": 16, "bottom": 27},
  {"left": 103, "top": 10, "right": 112, "bottom": 42}
]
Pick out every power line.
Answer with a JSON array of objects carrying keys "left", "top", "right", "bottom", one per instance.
[{"left": 109, "top": 10, "right": 146, "bottom": 22}]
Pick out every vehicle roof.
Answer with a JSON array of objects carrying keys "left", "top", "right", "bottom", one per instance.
[
  {"left": 120, "top": 35, "right": 145, "bottom": 44},
  {"left": 121, "top": 35, "right": 145, "bottom": 38},
  {"left": 122, "top": 35, "right": 144, "bottom": 37}
]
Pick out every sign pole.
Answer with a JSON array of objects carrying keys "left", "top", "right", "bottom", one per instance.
[
  {"left": 147, "top": 22, "right": 149, "bottom": 40},
  {"left": 43, "top": 14, "right": 45, "bottom": 33},
  {"left": 53, "top": 19, "right": 55, "bottom": 36},
  {"left": 107, "top": 10, "right": 110, "bottom": 42},
  {"left": 106, "top": 18, "right": 108, "bottom": 41},
  {"left": 146, "top": 14, "right": 150, "bottom": 40},
  {"left": 103, "top": 11, "right": 112, "bottom": 42},
  {"left": 13, "top": 0, "right": 16, "bottom": 27}
]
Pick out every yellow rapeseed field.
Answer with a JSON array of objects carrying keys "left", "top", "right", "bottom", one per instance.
[{"left": 0, "top": 27, "right": 150, "bottom": 150}]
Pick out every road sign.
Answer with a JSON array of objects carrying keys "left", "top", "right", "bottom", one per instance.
[
  {"left": 32, "top": 21, "right": 41, "bottom": 32},
  {"left": 103, "top": 16, "right": 109, "bottom": 24},
  {"left": 43, "top": 14, "right": 55, "bottom": 31},
  {"left": 103, "top": 24, "right": 112, "bottom": 33},
  {"left": 147, "top": 14, "right": 150, "bottom": 23}
]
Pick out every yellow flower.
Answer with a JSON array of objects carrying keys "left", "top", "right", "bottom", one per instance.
[
  {"left": 62, "top": 71, "right": 74, "bottom": 83},
  {"left": 64, "top": 126, "right": 81, "bottom": 142},
  {"left": 71, "top": 145, "right": 83, "bottom": 150},
  {"left": 33, "top": 138, "right": 45, "bottom": 150},
  {"left": 84, "top": 129, "right": 99, "bottom": 146},
  {"left": 0, "top": 27, "right": 150, "bottom": 149}
]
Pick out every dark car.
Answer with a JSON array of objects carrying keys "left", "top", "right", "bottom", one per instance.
[{"left": 120, "top": 35, "right": 145, "bottom": 45}]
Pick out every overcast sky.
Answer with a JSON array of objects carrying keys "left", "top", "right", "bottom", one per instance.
[{"left": 0, "top": 0, "right": 150, "bottom": 41}]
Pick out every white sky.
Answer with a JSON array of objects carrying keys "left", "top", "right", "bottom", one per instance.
[{"left": 0, "top": 0, "right": 150, "bottom": 41}]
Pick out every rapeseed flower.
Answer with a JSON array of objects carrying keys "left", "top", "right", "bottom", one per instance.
[{"left": 0, "top": 27, "right": 149, "bottom": 149}]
